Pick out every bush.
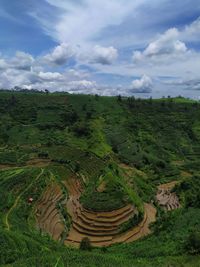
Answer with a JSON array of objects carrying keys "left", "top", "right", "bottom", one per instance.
[
  {"left": 72, "top": 121, "right": 90, "bottom": 137},
  {"left": 80, "top": 237, "right": 92, "bottom": 251},
  {"left": 119, "top": 212, "right": 143, "bottom": 234},
  {"left": 185, "top": 231, "right": 200, "bottom": 255}
]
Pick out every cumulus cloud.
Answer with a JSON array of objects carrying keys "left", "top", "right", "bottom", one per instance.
[
  {"left": 0, "top": 68, "right": 35, "bottom": 89},
  {"left": 130, "top": 75, "right": 153, "bottom": 93},
  {"left": 38, "top": 71, "right": 63, "bottom": 81},
  {"left": 21, "top": 77, "right": 97, "bottom": 93},
  {"left": 90, "top": 45, "right": 118, "bottom": 65},
  {"left": 0, "top": 49, "right": 97, "bottom": 92},
  {"left": 132, "top": 16, "right": 200, "bottom": 65},
  {"left": 133, "top": 28, "right": 188, "bottom": 62},
  {"left": 66, "top": 80, "right": 97, "bottom": 92},
  {"left": 1, "top": 5, "right": 200, "bottom": 98},
  {"left": 0, "top": 51, "right": 98, "bottom": 93},
  {"left": 12, "top": 51, "right": 35, "bottom": 71},
  {"left": 42, "top": 43, "right": 74, "bottom": 65},
  {"left": 0, "top": 51, "right": 34, "bottom": 71}
]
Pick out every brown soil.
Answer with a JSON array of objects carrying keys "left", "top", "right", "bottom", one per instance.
[
  {"left": 113, "top": 203, "right": 156, "bottom": 243},
  {"left": 26, "top": 158, "right": 50, "bottom": 167},
  {"left": 35, "top": 183, "right": 65, "bottom": 241},
  {"left": 0, "top": 164, "right": 16, "bottom": 170},
  {"left": 34, "top": 173, "right": 157, "bottom": 248},
  {"left": 158, "top": 181, "right": 179, "bottom": 190},
  {"left": 0, "top": 159, "right": 51, "bottom": 170}
]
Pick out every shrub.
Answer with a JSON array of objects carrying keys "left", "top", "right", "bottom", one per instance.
[
  {"left": 185, "top": 231, "right": 200, "bottom": 255},
  {"left": 80, "top": 237, "right": 92, "bottom": 251},
  {"left": 72, "top": 121, "right": 90, "bottom": 137}
]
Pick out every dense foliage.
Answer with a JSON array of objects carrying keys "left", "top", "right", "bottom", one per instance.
[{"left": 0, "top": 91, "right": 200, "bottom": 266}]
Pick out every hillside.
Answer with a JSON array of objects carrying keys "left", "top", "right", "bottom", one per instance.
[{"left": 0, "top": 91, "right": 200, "bottom": 267}]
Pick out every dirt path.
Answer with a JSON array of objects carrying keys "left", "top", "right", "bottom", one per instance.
[
  {"left": 125, "top": 203, "right": 156, "bottom": 243},
  {"left": 5, "top": 168, "right": 44, "bottom": 230}
]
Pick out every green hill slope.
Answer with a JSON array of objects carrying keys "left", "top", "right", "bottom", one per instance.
[{"left": 0, "top": 91, "right": 200, "bottom": 266}]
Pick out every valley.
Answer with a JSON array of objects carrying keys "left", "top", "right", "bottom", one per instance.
[{"left": 0, "top": 91, "right": 200, "bottom": 267}]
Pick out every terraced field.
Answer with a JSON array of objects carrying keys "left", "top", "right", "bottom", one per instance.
[
  {"left": 34, "top": 176, "right": 156, "bottom": 247},
  {"left": 1, "top": 92, "right": 200, "bottom": 266},
  {"left": 35, "top": 183, "right": 66, "bottom": 241},
  {"left": 0, "top": 158, "right": 50, "bottom": 170},
  {"left": 156, "top": 182, "right": 181, "bottom": 211},
  {"left": 64, "top": 177, "right": 156, "bottom": 247}
]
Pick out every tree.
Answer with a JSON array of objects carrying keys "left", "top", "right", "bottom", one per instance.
[
  {"left": 62, "top": 109, "right": 78, "bottom": 125},
  {"left": 117, "top": 95, "right": 122, "bottom": 102},
  {"left": 80, "top": 237, "right": 92, "bottom": 251},
  {"left": 72, "top": 121, "right": 90, "bottom": 137},
  {"left": 95, "top": 94, "right": 99, "bottom": 101},
  {"left": 148, "top": 96, "right": 153, "bottom": 105}
]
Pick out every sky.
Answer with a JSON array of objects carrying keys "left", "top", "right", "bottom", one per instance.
[{"left": 0, "top": 0, "right": 200, "bottom": 98}]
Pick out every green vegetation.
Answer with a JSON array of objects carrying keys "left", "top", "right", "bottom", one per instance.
[
  {"left": 119, "top": 213, "right": 142, "bottom": 234},
  {"left": 80, "top": 164, "right": 132, "bottom": 212},
  {"left": 0, "top": 91, "right": 200, "bottom": 266},
  {"left": 80, "top": 237, "right": 92, "bottom": 251},
  {"left": 185, "top": 231, "right": 200, "bottom": 255}
]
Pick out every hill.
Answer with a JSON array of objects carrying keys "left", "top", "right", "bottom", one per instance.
[{"left": 0, "top": 91, "right": 200, "bottom": 266}]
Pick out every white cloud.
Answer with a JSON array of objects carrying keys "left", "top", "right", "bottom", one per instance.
[
  {"left": 132, "top": 16, "right": 200, "bottom": 65},
  {"left": 67, "top": 80, "right": 97, "bottom": 92},
  {"left": 0, "top": 53, "right": 98, "bottom": 93},
  {"left": 183, "top": 17, "right": 200, "bottom": 42},
  {"left": 0, "top": 51, "right": 34, "bottom": 71},
  {"left": 165, "top": 78, "right": 200, "bottom": 91},
  {"left": 38, "top": 71, "right": 63, "bottom": 81},
  {"left": 133, "top": 28, "right": 188, "bottom": 62},
  {"left": 130, "top": 75, "right": 153, "bottom": 93},
  {"left": 30, "top": 0, "right": 143, "bottom": 45},
  {"left": 11, "top": 51, "right": 35, "bottom": 70},
  {"left": 43, "top": 43, "right": 74, "bottom": 65},
  {"left": 90, "top": 45, "right": 118, "bottom": 65},
  {"left": 21, "top": 78, "right": 98, "bottom": 93},
  {"left": 0, "top": 68, "right": 34, "bottom": 88},
  {"left": 0, "top": 58, "right": 8, "bottom": 70},
  {"left": 1, "top": 6, "right": 200, "bottom": 98}
]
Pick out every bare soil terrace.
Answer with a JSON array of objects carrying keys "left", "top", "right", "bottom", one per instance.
[{"left": 35, "top": 176, "right": 157, "bottom": 247}]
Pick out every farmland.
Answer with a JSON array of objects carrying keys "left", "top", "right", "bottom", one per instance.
[{"left": 0, "top": 91, "right": 200, "bottom": 266}]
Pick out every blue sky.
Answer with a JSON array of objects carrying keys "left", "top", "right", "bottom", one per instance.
[{"left": 0, "top": 0, "right": 200, "bottom": 98}]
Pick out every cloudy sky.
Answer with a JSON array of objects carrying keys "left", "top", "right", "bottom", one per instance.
[{"left": 0, "top": 0, "right": 200, "bottom": 98}]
